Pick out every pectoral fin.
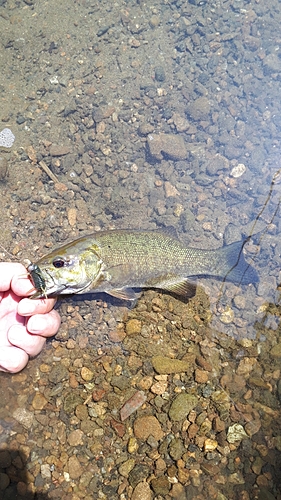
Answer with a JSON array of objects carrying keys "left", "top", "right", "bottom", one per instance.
[
  {"left": 157, "top": 279, "right": 197, "bottom": 297},
  {"left": 106, "top": 287, "right": 140, "bottom": 301}
]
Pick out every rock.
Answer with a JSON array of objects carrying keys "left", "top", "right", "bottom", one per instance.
[
  {"left": 128, "top": 464, "right": 151, "bottom": 488},
  {"left": 12, "top": 408, "right": 34, "bottom": 429},
  {"left": 169, "top": 393, "right": 198, "bottom": 421},
  {"left": 227, "top": 424, "right": 248, "bottom": 443},
  {"left": 172, "top": 113, "right": 190, "bottom": 132},
  {"left": 195, "top": 369, "right": 209, "bottom": 383},
  {"left": 67, "top": 207, "right": 77, "bottom": 226},
  {"left": 134, "top": 415, "right": 164, "bottom": 441},
  {"left": 48, "top": 364, "right": 69, "bottom": 384},
  {"left": 49, "top": 145, "right": 71, "bottom": 156},
  {"left": 67, "top": 429, "right": 84, "bottom": 446},
  {"left": 67, "top": 456, "right": 83, "bottom": 479},
  {"left": 204, "top": 438, "right": 218, "bottom": 452},
  {"left": 0, "top": 156, "right": 8, "bottom": 180},
  {"left": 147, "top": 133, "right": 188, "bottom": 161},
  {"left": 152, "top": 355, "right": 192, "bottom": 374},
  {"left": 206, "top": 154, "right": 229, "bottom": 176},
  {"left": 231, "top": 163, "right": 246, "bottom": 178},
  {"left": 164, "top": 181, "right": 180, "bottom": 198},
  {"left": 151, "top": 476, "right": 170, "bottom": 495},
  {"left": 263, "top": 53, "right": 281, "bottom": 73},
  {"left": 169, "top": 438, "right": 185, "bottom": 460},
  {"left": 131, "top": 481, "right": 152, "bottom": 500},
  {"left": 118, "top": 458, "right": 135, "bottom": 477},
  {"left": 81, "top": 366, "right": 94, "bottom": 381},
  {"left": 41, "top": 464, "right": 51, "bottom": 479},
  {"left": 270, "top": 343, "right": 281, "bottom": 358},
  {"left": 32, "top": 393, "right": 48, "bottom": 410},
  {"left": 0, "top": 451, "right": 12, "bottom": 468},
  {"left": 154, "top": 65, "right": 165, "bottom": 82},
  {"left": 0, "top": 472, "right": 10, "bottom": 490},
  {"left": 111, "top": 375, "right": 130, "bottom": 391},
  {"left": 186, "top": 96, "right": 210, "bottom": 121},
  {"left": 126, "top": 319, "right": 142, "bottom": 335},
  {"left": 63, "top": 392, "right": 83, "bottom": 413},
  {"left": 236, "top": 357, "right": 257, "bottom": 376}
]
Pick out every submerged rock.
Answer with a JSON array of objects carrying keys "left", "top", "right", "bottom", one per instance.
[{"left": 147, "top": 133, "right": 188, "bottom": 161}]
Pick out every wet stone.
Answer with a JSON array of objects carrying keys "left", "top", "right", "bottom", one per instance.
[
  {"left": 32, "top": 392, "right": 48, "bottom": 410},
  {"left": 128, "top": 464, "right": 150, "bottom": 488},
  {"left": 131, "top": 481, "right": 152, "bottom": 500},
  {"left": 186, "top": 96, "right": 210, "bottom": 121},
  {"left": 169, "top": 437, "right": 185, "bottom": 460},
  {"left": 81, "top": 366, "right": 94, "bottom": 381},
  {"left": 270, "top": 343, "right": 281, "bottom": 358},
  {"left": 134, "top": 415, "right": 164, "bottom": 441},
  {"left": 0, "top": 472, "right": 9, "bottom": 490},
  {"left": 111, "top": 375, "right": 130, "bottom": 391},
  {"left": 152, "top": 355, "right": 193, "bottom": 374},
  {"left": 12, "top": 408, "right": 34, "bottom": 429},
  {"left": 126, "top": 319, "right": 142, "bottom": 335},
  {"left": 48, "top": 364, "right": 69, "bottom": 384},
  {"left": 0, "top": 451, "right": 12, "bottom": 468},
  {"left": 151, "top": 476, "right": 170, "bottom": 495},
  {"left": 68, "top": 455, "right": 83, "bottom": 479},
  {"left": 63, "top": 392, "right": 83, "bottom": 413},
  {"left": 147, "top": 133, "right": 188, "bottom": 161},
  {"left": 169, "top": 393, "right": 198, "bottom": 422}
]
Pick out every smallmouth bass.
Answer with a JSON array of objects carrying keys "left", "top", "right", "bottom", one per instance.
[{"left": 27, "top": 228, "right": 258, "bottom": 302}]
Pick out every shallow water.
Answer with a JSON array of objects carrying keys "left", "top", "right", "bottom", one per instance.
[{"left": 0, "top": 0, "right": 281, "bottom": 499}]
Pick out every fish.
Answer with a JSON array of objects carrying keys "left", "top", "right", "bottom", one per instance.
[{"left": 26, "top": 228, "right": 258, "bottom": 302}]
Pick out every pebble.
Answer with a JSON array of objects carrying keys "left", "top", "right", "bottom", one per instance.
[
  {"left": 169, "top": 393, "right": 198, "bottom": 421},
  {"left": 151, "top": 476, "right": 170, "bottom": 495},
  {"left": 164, "top": 181, "right": 180, "bottom": 198},
  {"left": 67, "top": 429, "right": 84, "bottom": 446},
  {"left": 67, "top": 455, "right": 83, "bottom": 479},
  {"left": 131, "top": 481, "right": 152, "bottom": 500},
  {"left": 49, "top": 145, "right": 71, "bottom": 156},
  {"left": 270, "top": 343, "right": 281, "bottom": 358},
  {"left": 172, "top": 112, "right": 190, "bottom": 132},
  {"left": 48, "top": 364, "right": 69, "bottom": 384},
  {"left": 0, "top": 156, "right": 8, "bottom": 180},
  {"left": 67, "top": 207, "right": 77, "bottom": 226},
  {"left": 81, "top": 366, "right": 94, "bottom": 381},
  {"left": 227, "top": 424, "right": 248, "bottom": 443},
  {"left": 147, "top": 133, "right": 188, "bottom": 161},
  {"left": 134, "top": 415, "right": 164, "bottom": 441},
  {"left": 119, "top": 458, "right": 135, "bottom": 477},
  {"left": 204, "top": 438, "right": 218, "bottom": 452},
  {"left": 231, "top": 163, "right": 246, "bottom": 178},
  {"left": 152, "top": 355, "right": 193, "bottom": 374},
  {"left": 127, "top": 437, "right": 139, "bottom": 454},
  {"left": 32, "top": 393, "right": 48, "bottom": 410},
  {"left": 12, "top": 408, "right": 34, "bottom": 429},
  {"left": 186, "top": 96, "right": 210, "bottom": 121},
  {"left": 126, "top": 319, "right": 142, "bottom": 335},
  {"left": 120, "top": 391, "right": 147, "bottom": 421}
]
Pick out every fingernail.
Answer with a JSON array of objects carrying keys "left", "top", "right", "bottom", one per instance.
[{"left": 28, "top": 316, "right": 45, "bottom": 334}]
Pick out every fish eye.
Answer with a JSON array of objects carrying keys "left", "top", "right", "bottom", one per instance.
[{"left": 52, "top": 257, "right": 66, "bottom": 268}]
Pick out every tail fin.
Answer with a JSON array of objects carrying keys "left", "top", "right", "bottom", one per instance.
[{"left": 215, "top": 239, "right": 259, "bottom": 285}]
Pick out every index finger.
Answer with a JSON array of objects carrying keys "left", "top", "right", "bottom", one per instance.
[
  {"left": 0, "top": 263, "right": 28, "bottom": 292},
  {"left": 11, "top": 266, "right": 37, "bottom": 296}
]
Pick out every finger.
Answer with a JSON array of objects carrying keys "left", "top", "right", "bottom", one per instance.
[
  {"left": 0, "top": 263, "right": 28, "bottom": 292},
  {"left": 0, "top": 345, "right": 29, "bottom": 373},
  {"left": 27, "top": 310, "right": 61, "bottom": 337},
  {"left": 8, "top": 325, "right": 46, "bottom": 356},
  {"left": 17, "top": 297, "right": 57, "bottom": 316}
]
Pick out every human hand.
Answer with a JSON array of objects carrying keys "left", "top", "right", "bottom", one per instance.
[{"left": 0, "top": 262, "right": 61, "bottom": 373}]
